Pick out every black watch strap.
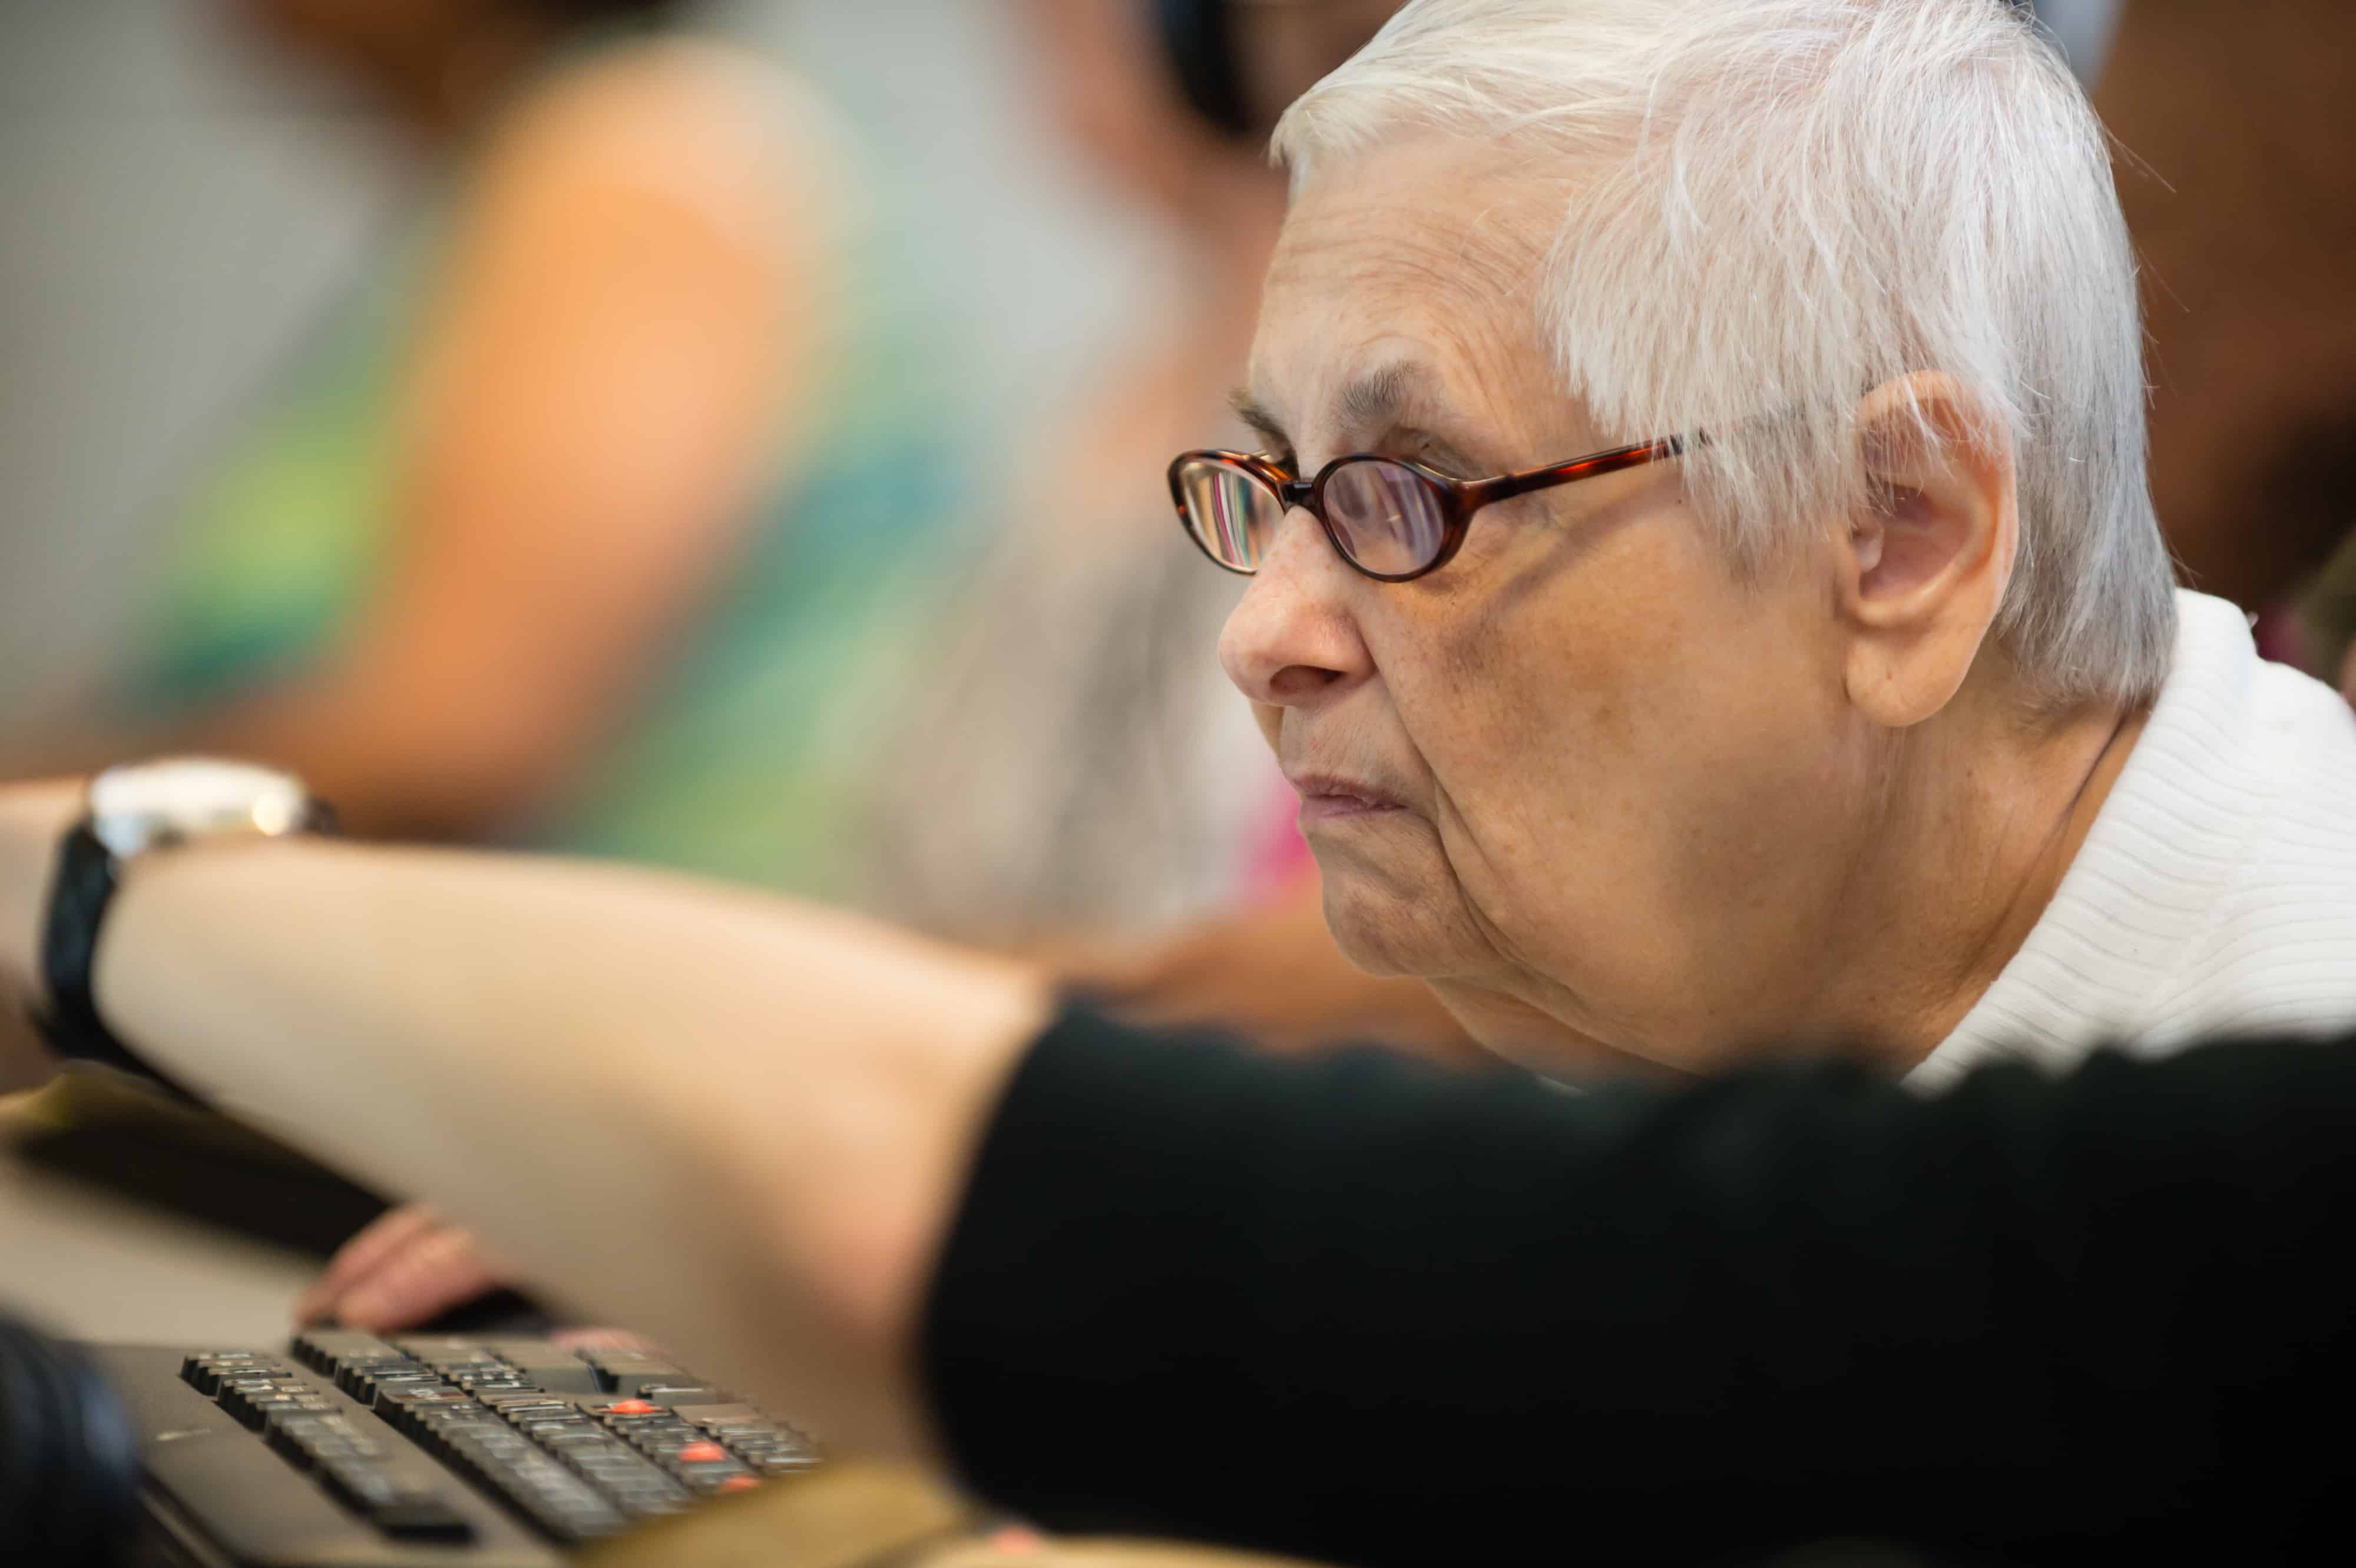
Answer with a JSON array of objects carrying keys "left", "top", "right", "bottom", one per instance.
[{"left": 31, "top": 823, "right": 197, "bottom": 1099}]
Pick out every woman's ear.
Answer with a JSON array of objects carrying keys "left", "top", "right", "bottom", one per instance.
[{"left": 1837, "top": 372, "right": 2019, "bottom": 728}]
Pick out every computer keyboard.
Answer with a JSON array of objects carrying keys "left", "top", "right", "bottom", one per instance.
[{"left": 96, "top": 1330, "right": 820, "bottom": 1566}]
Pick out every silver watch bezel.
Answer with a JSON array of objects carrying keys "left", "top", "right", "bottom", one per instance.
[{"left": 86, "top": 757, "right": 318, "bottom": 860}]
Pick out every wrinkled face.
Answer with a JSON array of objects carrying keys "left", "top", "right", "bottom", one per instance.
[{"left": 1222, "top": 135, "right": 1867, "bottom": 1076}]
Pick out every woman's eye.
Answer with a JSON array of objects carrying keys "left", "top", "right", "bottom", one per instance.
[{"left": 1407, "top": 441, "right": 1473, "bottom": 480}]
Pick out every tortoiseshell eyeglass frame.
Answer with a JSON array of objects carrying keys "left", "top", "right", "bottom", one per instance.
[{"left": 1168, "top": 435, "right": 1691, "bottom": 583}]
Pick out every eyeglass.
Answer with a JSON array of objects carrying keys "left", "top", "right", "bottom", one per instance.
[{"left": 1168, "top": 436, "right": 1689, "bottom": 583}]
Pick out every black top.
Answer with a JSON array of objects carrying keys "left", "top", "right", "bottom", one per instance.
[{"left": 923, "top": 1007, "right": 2356, "bottom": 1566}]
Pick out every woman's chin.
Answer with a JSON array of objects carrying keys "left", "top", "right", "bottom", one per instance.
[{"left": 1319, "top": 878, "right": 1448, "bottom": 980}]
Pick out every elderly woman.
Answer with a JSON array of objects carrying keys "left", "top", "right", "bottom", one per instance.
[
  {"left": 5, "top": 1, "right": 2356, "bottom": 1562},
  {"left": 1180, "top": 0, "right": 2356, "bottom": 1089},
  {"left": 1147, "top": 0, "right": 2356, "bottom": 1091}
]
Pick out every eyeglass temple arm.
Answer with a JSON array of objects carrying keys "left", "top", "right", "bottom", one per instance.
[{"left": 1464, "top": 435, "right": 1692, "bottom": 508}]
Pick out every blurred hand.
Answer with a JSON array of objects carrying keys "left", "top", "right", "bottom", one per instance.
[
  {"left": 1046, "top": 878, "right": 1485, "bottom": 1067},
  {"left": 294, "top": 1204, "right": 508, "bottom": 1332},
  {"left": 297, "top": 1203, "right": 667, "bottom": 1358}
]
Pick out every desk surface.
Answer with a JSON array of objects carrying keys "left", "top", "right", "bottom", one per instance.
[
  {"left": 0, "top": 1092, "right": 318, "bottom": 1343},
  {"left": 0, "top": 1103, "right": 1313, "bottom": 1568}
]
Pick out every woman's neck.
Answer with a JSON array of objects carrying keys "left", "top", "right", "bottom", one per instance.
[
  {"left": 1815, "top": 687, "right": 2153, "bottom": 1072},
  {"left": 1430, "top": 681, "right": 2156, "bottom": 1086}
]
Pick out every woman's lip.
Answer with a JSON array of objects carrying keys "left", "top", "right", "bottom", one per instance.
[
  {"left": 1298, "top": 793, "right": 1404, "bottom": 823},
  {"left": 1287, "top": 774, "right": 1407, "bottom": 821}
]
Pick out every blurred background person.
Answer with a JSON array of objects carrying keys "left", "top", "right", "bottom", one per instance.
[
  {"left": 297, "top": 0, "right": 1489, "bottom": 1335},
  {"left": 863, "top": 0, "right": 1478, "bottom": 1054},
  {"left": 2091, "top": 0, "right": 2356, "bottom": 699},
  {"left": 0, "top": 1, "right": 1471, "bottom": 1304},
  {"left": 2, "top": 0, "right": 1452, "bottom": 1038},
  {"left": 860, "top": 0, "right": 1453, "bottom": 1037},
  {"left": 854, "top": 0, "right": 1301, "bottom": 950},
  {"left": 2, "top": 0, "right": 975, "bottom": 898}
]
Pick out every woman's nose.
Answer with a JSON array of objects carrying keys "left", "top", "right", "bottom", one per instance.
[{"left": 1217, "top": 506, "right": 1375, "bottom": 709}]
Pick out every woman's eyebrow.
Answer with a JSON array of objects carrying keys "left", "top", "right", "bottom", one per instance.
[
  {"left": 1228, "top": 388, "right": 1291, "bottom": 451},
  {"left": 1232, "top": 368, "right": 1490, "bottom": 473},
  {"left": 1341, "top": 364, "right": 1499, "bottom": 475},
  {"left": 1231, "top": 362, "right": 1433, "bottom": 446},
  {"left": 1338, "top": 363, "right": 1422, "bottom": 436}
]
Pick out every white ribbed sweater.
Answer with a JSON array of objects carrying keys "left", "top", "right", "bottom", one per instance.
[{"left": 1908, "top": 590, "right": 2356, "bottom": 1091}]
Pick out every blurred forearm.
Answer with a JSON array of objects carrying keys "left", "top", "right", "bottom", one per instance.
[
  {"left": 0, "top": 783, "right": 1047, "bottom": 1454},
  {"left": 1050, "top": 876, "right": 1485, "bottom": 1067}
]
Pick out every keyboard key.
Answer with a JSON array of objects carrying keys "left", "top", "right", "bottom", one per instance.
[
  {"left": 554, "top": 1448, "right": 690, "bottom": 1517},
  {"left": 336, "top": 1358, "right": 431, "bottom": 1399},
  {"left": 372, "top": 1385, "right": 465, "bottom": 1419},
  {"left": 292, "top": 1330, "right": 405, "bottom": 1375},
  {"left": 429, "top": 1359, "right": 512, "bottom": 1381},
  {"left": 376, "top": 1389, "right": 478, "bottom": 1434},
  {"left": 538, "top": 1430, "right": 624, "bottom": 1453},
  {"left": 370, "top": 1496, "right": 476, "bottom": 1541},
  {"left": 391, "top": 1335, "right": 489, "bottom": 1358},
  {"left": 320, "top": 1459, "right": 404, "bottom": 1511},
  {"left": 478, "top": 1339, "right": 607, "bottom": 1395},
  {"left": 487, "top": 1464, "right": 629, "bottom": 1541},
  {"left": 264, "top": 1415, "right": 333, "bottom": 1467},
  {"left": 673, "top": 1402, "right": 765, "bottom": 1427},
  {"left": 180, "top": 1352, "right": 277, "bottom": 1395},
  {"left": 588, "top": 1398, "right": 660, "bottom": 1417},
  {"left": 727, "top": 1428, "right": 816, "bottom": 1452},
  {"left": 578, "top": 1351, "right": 691, "bottom": 1397},
  {"left": 579, "top": 1349, "right": 684, "bottom": 1372},
  {"left": 225, "top": 1390, "right": 317, "bottom": 1431},
  {"left": 157, "top": 1337, "right": 829, "bottom": 1552}
]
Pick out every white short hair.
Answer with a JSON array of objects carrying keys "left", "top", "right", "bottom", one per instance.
[{"left": 1273, "top": 0, "right": 2175, "bottom": 709}]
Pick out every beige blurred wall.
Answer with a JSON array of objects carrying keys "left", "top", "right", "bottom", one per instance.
[
  {"left": 0, "top": 0, "right": 1175, "bottom": 722},
  {"left": 0, "top": 0, "right": 401, "bottom": 716}
]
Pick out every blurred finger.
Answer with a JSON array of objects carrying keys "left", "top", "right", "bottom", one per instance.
[
  {"left": 334, "top": 1223, "right": 505, "bottom": 1333},
  {"left": 550, "top": 1327, "right": 666, "bottom": 1356},
  {"left": 294, "top": 1204, "right": 450, "bottom": 1325}
]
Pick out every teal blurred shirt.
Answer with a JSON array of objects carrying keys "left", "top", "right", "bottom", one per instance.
[{"left": 120, "top": 131, "right": 972, "bottom": 896}]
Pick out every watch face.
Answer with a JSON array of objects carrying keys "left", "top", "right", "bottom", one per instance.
[{"left": 88, "top": 758, "right": 313, "bottom": 858}]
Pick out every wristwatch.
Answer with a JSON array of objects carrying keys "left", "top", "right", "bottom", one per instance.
[{"left": 32, "top": 758, "right": 331, "bottom": 1089}]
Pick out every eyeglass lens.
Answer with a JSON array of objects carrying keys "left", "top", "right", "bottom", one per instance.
[
  {"left": 1177, "top": 459, "right": 1286, "bottom": 571},
  {"left": 1321, "top": 458, "right": 1448, "bottom": 577},
  {"left": 1179, "top": 456, "right": 1448, "bottom": 577}
]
